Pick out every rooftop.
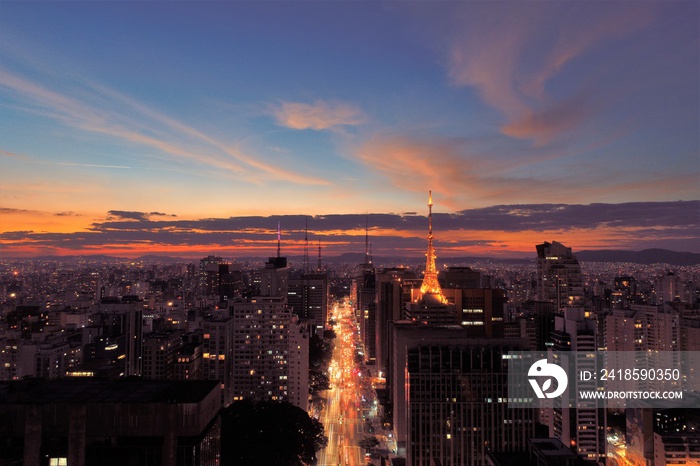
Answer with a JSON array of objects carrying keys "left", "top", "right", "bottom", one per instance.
[{"left": 0, "top": 378, "right": 219, "bottom": 404}]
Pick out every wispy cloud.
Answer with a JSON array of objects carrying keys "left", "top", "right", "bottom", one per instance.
[
  {"left": 0, "top": 69, "right": 328, "bottom": 185},
  {"left": 272, "top": 100, "right": 367, "bottom": 130},
  {"left": 445, "top": 2, "right": 655, "bottom": 144}
]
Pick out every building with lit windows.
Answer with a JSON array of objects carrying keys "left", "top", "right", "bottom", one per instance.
[
  {"left": 230, "top": 296, "right": 293, "bottom": 403},
  {"left": 142, "top": 331, "right": 182, "bottom": 380},
  {"left": 387, "top": 321, "right": 534, "bottom": 464},
  {"left": 375, "top": 267, "right": 416, "bottom": 377},
  {"left": 202, "top": 315, "right": 234, "bottom": 406},
  {"left": 288, "top": 315, "right": 311, "bottom": 411},
  {"left": 536, "top": 242, "right": 583, "bottom": 312},
  {"left": 288, "top": 272, "right": 329, "bottom": 333},
  {"left": 174, "top": 342, "right": 202, "bottom": 381},
  {"left": 550, "top": 308, "right": 606, "bottom": 465}
]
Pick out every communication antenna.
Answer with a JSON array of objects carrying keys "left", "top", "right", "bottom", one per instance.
[
  {"left": 365, "top": 214, "right": 370, "bottom": 265},
  {"left": 304, "top": 217, "right": 309, "bottom": 273},
  {"left": 277, "top": 221, "right": 281, "bottom": 258}
]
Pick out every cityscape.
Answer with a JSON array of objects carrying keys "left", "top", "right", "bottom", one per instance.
[{"left": 1, "top": 1, "right": 699, "bottom": 466}]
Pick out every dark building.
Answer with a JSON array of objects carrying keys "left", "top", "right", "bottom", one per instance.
[
  {"left": 0, "top": 378, "right": 221, "bottom": 466},
  {"left": 142, "top": 331, "right": 182, "bottom": 380},
  {"left": 94, "top": 297, "right": 144, "bottom": 376},
  {"left": 536, "top": 241, "right": 584, "bottom": 312},
  {"left": 487, "top": 438, "right": 598, "bottom": 466},
  {"left": 375, "top": 267, "right": 416, "bottom": 377},
  {"left": 387, "top": 321, "right": 534, "bottom": 464},
  {"left": 440, "top": 266, "right": 482, "bottom": 289},
  {"left": 354, "top": 265, "right": 376, "bottom": 365},
  {"left": 288, "top": 272, "right": 329, "bottom": 333}
]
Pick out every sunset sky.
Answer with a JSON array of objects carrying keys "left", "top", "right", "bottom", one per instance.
[{"left": 1, "top": 1, "right": 698, "bottom": 259}]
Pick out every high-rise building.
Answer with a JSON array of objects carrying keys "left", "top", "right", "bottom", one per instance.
[
  {"left": 231, "top": 296, "right": 294, "bottom": 403},
  {"left": 658, "top": 272, "right": 679, "bottom": 304},
  {"left": 680, "top": 316, "right": 700, "bottom": 351},
  {"left": 202, "top": 315, "right": 234, "bottom": 406},
  {"left": 440, "top": 266, "right": 482, "bottom": 289},
  {"left": 261, "top": 257, "right": 288, "bottom": 298},
  {"left": 174, "top": 341, "right": 203, "bottom": 381},
  {"left": 605, "top": 304, "right": 680, "bottom": 353},
  {"left": 388, "top": 321, "right": 534, "bottom": 464},
  {"left": 96, "top": 297, "right": 144, "bottom": 376},
  {"left": 353, "top": 218, "right": 376, "bottom": 364},
  {"left": 443, "top": 287, "right": 506, "bottom": 337},
  {"left": 288, "top": 315, "right": 311, "bottom": 411},
  {"left": 288, "top": 272, "right": 329, "bottom": 333},
  {"left": 199, "top": 255, "right": 224, "bottom": 297},
  {"left": 142, "top": 331, "right": 182, "bottom": 380},
  {"left": 653, "top": 432, "right": 700, "bottom": 466},
  {"left": 536, "top": 242, "right": 584, "bottom": 312},
  {"left": 550, "top": 308, "right": 606, "bottom": 464},
  {"left": 375, "top": 267, "right": 416, "bottom": 377}
]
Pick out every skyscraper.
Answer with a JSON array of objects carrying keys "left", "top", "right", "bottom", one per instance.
[
  {"left": 97, "top": 297, "right": 144, "bottom": 377},
  {"left": 231, "top": 296, "right": 293, "bottom": 403},
  {"left": 536, "top": 241, "right": 584, "bottom": 312},
  {"left": 288, "top": 272, "right": 329, "bottom": 333},
  {"left": 375, "top": 267, "right": 416, "bottom": 377},
  {"left": 202, "top": 315, "right": 234, "bottom": 406},
  {"left": 288, "top": 315, "right": 311, "bottom": 411},
  {"left": 550, "top": 308, "right": 606, "bottom": 464},
  {"left": 388, "top": 322, "right": 534, "bottom": 464}
]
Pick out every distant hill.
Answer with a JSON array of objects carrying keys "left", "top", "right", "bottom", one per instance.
[
  {"left": 33, "top": 254, "right": 128, "bottom": 263},
  {"left": 576, "top": 249, "right": 700, "bottom": 266},
  {"left": 12, "top": 249, "right": 699, "bottom": 266}
]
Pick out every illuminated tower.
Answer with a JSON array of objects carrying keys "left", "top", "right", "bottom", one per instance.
[{"left": 419, "top": 190, "right": 446, "bottom": 303}]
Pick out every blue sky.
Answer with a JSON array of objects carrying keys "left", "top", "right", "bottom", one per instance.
[{"left": 1, "top": 1, "right": 698, "bottom": 257}]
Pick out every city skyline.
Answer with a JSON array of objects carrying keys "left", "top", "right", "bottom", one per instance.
[{"left": 1, "top": 1, "right": 698, "bottom": 258}]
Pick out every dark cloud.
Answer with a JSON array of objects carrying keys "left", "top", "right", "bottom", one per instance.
[
  {"left": 441, "top": 201, "right": 700, "bottom": 232},
  {"left": 2, "top": 201, "right": 698, "bottom": 256},
  {"left": 106, "top": 210, "right": 176, "bottom": 221},
  {"left": 107, "top": 210, "right": 150, "bottom": 221},
  {"left": 0, "top": 207, "right": 33, "bottom": 214}
]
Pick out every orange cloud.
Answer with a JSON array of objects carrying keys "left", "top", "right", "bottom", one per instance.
[
  {"left": 353, "top": 134, "right": 582, "bottom": 208},
  {"left": 272, "top": 100, "right": 367, "bottom": 130},
  {"left": 445, "top": 2, "right": 655, "bottom": 144}
]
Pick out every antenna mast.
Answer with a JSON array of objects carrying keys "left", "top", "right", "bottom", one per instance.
[
  {"left": 304, "top": 217, "right": 309, "bottom": 273},
  {"left": 365, "top": 215, "right": 370, "bottom": 265},
  {"left": 276, "top": 221, "right": 281, "bottom": 258}
]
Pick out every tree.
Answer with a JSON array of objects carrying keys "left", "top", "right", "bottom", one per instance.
[
  {"left": 309, "top": 368, "right": 330, "bottom": 395},
  {"left": 220, "top": 400, "right": 328, "bottom": 466},
  {"left": 358, "top": 435, "right": 379, "bottom": 453}
]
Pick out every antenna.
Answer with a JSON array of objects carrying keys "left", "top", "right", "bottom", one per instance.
[
  {"left": 277, "top": 221, "right": 281, "bottom": 258},
  {"left": 317, "top": 238, "right": 322, "bottom": 271},
  {"left": 365, "top": 214, "right": 370, "bottom": 265},
  {"left": 304, "top": 217, "right": 309, "bottom": 273},
  {"left": 428, "top": 189, "right": 433, "bottom": 236}
]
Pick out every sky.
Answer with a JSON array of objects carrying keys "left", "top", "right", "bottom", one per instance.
[{"left": 1, "top": 1, "right": 698, "bottom": 259}]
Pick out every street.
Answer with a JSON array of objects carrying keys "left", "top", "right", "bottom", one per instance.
[{"left": 316, "top": 302, "right": 370, "bottom": 466}]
